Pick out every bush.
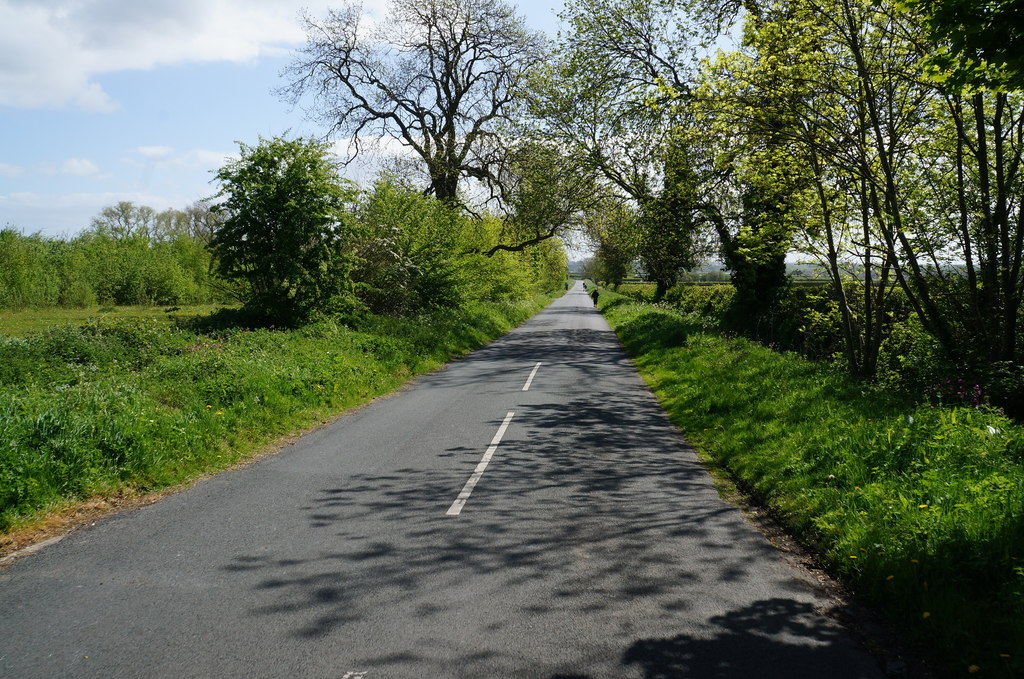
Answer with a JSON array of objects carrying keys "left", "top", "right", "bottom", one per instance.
[
  {"left": 352, "top": 179, "right": 469, "bottom": 314},
  {"left": 0, "top": 228, "right": 224, "bottom": 311},
  {"left": 209, "top": 136, "right": 362, "bottom": 325}
]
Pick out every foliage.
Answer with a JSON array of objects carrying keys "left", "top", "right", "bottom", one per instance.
[
  {"left": 0, "top": 226, "right": 223, "bottom": 310},
  {"left": 581, "top": 200, "right": 641, "bottom": 287},
  {"left": 531, "top": 0, "right": 699, "bottom": 202},
  {"left": 491, "top": 141, "right": 603, "bottom": 257},
  {"left": 637, "top": 136, "right": 702, "bottom": 300},
  {"left": 651, "top": 0, "right": 1024, "bottom": 383},
  {"left": 906, "top": 0, "right": 1024, "bottom": 91},
  {"left": 351, "top": 177, "right": 468, "bottom": 314},
  {"left": 599, "top": 289, "right": 1024, "bottom": 677},
  {"left": 0, "top": 305, "right": 229, "bottom": 338},
  {"left": 209, "top": 136, "right": 361, "bottom": 325}
]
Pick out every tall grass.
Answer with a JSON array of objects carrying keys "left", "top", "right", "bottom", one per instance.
[
  {"left": 0, "top": 304, "right": 229, "bottom": 337},
  {"left": 0, "top": 297, "right": 548, "bottom": 532},
  {"left": 598, "top": 289, "right": 1024, "bottom": 678}
]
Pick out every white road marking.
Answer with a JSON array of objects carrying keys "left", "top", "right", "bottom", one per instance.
[
  {"left": 521, "top": 362, "right": 542, "bottom": 391},
  {"left": 446, "top": 411, "right": 515, "bottom": 516},
  {"left": 0, "top": 534, "right": 67, "bottom": 568}
]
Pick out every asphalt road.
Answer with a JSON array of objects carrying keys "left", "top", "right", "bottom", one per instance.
[{"left": 0, "top": 282, "right": 884, "bottom": 678}]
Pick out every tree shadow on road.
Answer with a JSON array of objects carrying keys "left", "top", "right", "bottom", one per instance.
[
  {"left": 217, "top": 298, "right": 881, "bottom": 677},
  {"left": 620, "top": 598, "right": 871, "bottom": 679}
]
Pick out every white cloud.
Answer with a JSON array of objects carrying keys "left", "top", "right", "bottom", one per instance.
[
  {"left": 60, "top": 158, "right": 102, "bottom": 176},
  {"left": 136, "top": 146, "right": 175, "bottom": 159},
  {"left": 0, "top": 162, "right": 24, "bottom": 178},
  {"left": 176, "top": 149, "right": 235, "bottom": 170},
  {"left": 127, "top": 146, "right": 234, "bottom": 170},
  {"left": 31, "top": 158, "right": 104, "bottom": 177},
  {"left": 0, "top": 0, "right": 388, "bottom": 111}
]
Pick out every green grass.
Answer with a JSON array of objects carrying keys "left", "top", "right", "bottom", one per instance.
[
  {"left": 597, "top": 289, "right": 1024, "bottom": 678},
  {"left": 0, "top": 304, "right": 230, "bottom": 337},
  {"left": 0, "top": 296, "right": 550, "bottom": 532}
]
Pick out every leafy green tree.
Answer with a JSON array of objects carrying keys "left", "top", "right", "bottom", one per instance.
[
  {"left": 90, "top": 201, "right": 156, "bottom": 240},
  {"left": 907, "top": 0, "right": 1024, "bottom": 91},
  {"left": 530, "top": 0, "right": 718, "bottom": 296},
  {"left": 530, "top": 0, "right": 695, "bottom": 203},
  {"left": 487, "top": 141, "right": 603, "bottom": 256},
  {"left": 583, "top": 199, "right": 640, "bottom": 287},
  {"left": 351, "top": 177, "right": 468, "bottom": 314},
  {"left": 0, "top": 229, "right": 59, "bottom": 308},
  {"left": 209, "top": 137, "right": 361, "bottom": 324},
  {"left": 639, "top": 136, "right": 703, "bottom": 300}
]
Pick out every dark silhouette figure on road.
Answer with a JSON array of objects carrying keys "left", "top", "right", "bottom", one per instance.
[{"left": 591, "top": 290, "right": 599, "bottom": 306}]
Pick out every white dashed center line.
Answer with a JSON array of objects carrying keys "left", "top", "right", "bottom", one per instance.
[
  {"left": 522, "top": 362, "right": 542, "bottom": 391},
  {"left": 446, "top": 411, "right": 515, "bottom": 516}
]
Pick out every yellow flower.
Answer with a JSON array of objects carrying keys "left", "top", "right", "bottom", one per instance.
[
  {"left": 215, "top": 410, "right": 223, "bottom": 415},
  {"left": 968, "top": 665, "right": 980, "bottom": 673},
  {"left": 849, "top": 555, "right": 858, "bottom": 559},
  {"left": 886, "top": 575, "right": 895, "bottom": 581},
  {"left": 922, "top": 612, "right": 931, "bottom": 619},
  {"left": 918, "top": 504, "right": 929, "bottom": 509}
]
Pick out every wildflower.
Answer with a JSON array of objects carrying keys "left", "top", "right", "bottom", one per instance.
[
  {"left": 849, "top": 555, "right": 858, "bottom": 559},
  {"left": 215, "top": 410, "right": 223, "bottom": 416},
  {"left": 968, "top": 665, "right": 980, "bottom": 673},
  {"left": 918, "top": 504, "right": 928, "bottom": 509},
  {"left": 922, "top": 611, "right": 931, "bottom": 619},
  {"left": 886, "top": 575, "right": 894, "bottom": 581},
  {"left": 206, "top": 405, "right": 212, "bottom": 409}
]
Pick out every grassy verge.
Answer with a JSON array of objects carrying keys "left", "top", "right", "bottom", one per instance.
[
  {"left": 0, "top": 304, "right": 230, "bottom": 337},
  {"left": 0, "top": 296, "right": 549, "bottom": 537},
  {"left": 598, "top": 289, "right": 1024, "bottom": 678}
]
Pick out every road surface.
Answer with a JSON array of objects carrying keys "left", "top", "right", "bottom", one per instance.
[{"left": 0, "top": 282, "right": 883, "bottom": 678}]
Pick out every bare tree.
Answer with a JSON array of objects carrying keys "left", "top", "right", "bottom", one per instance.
[{"left": 279, "top": 0, "right": 545, "bottom": 205}]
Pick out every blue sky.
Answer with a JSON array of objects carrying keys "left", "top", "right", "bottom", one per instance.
[{"left": 0, "top": 0, "right": 567, "bottom": 237}]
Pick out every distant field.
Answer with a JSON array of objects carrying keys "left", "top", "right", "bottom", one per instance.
[{"left": 0, "top": 305, "right": 231, "bottom": 336}]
